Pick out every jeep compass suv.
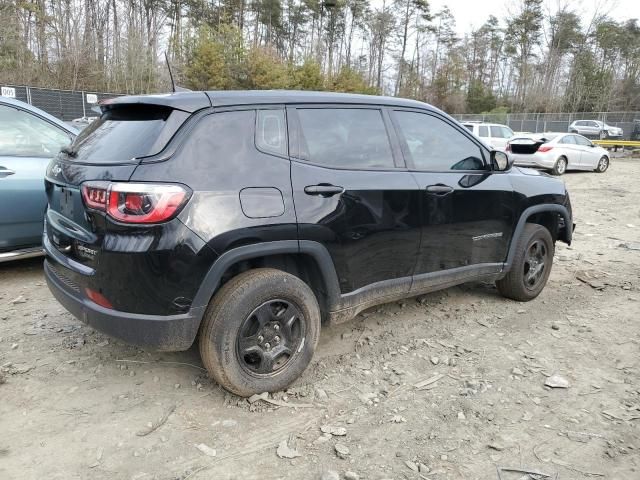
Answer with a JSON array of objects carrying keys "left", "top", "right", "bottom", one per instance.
[{"left": 44, "top": 91, "right": 573, "bottom": 396}]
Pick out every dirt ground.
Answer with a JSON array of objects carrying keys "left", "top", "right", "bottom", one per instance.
[{"left": 1, "top": 157, "right": 639, "bottom": 480}]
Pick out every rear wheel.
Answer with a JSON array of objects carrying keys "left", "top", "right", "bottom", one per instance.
[
  {"left": 199, "top": 268, "right": 321, "bottom": 397},
  {"left": 551, "top": 156, "right": 567, "bottom": 175},
  {"left": 595, "top": 156, "right": 609, "bottom": 173},
  {"left": 496, "top": 224, "right": 554, "bottom": 302}
]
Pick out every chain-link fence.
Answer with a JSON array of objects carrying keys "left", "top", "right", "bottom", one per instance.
[
  {"left": 0, "top": 85, "right": 123, "bottom": 121},
  {"left": 453, "top": 111, "right": 640, "bottom": 139},
  {"left": 3, "top": 84, "right": 640, "bottom": 138}
]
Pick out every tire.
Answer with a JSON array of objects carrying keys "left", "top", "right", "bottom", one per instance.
[
  {"left": 199, "top": 268, "right": 321, "bottom": 397},
  {"left": 550, "top": 156, "right": 567, "bottom": 175},
  {"left": 496, "top": 224, "right": 554, "bottom": 302},
  {"left": 569, "top": 129, "right": 578, "bottom": 134},
  {"left": 599, "top": 130, "right": 608, "bottom": 140},
  {"left": 595, "top": 156, "right": 609, "bottom": 173}
]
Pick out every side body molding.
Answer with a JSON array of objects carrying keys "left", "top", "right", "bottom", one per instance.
[{"left": 190, "top": 204, "right": 572, "bottom": 329}]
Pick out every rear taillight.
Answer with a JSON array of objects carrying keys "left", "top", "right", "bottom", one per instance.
[
  {"left": 538, "top": 145, "right": 553, "bottom": 152},
  {"left": 81, "top": 182, "right": 109, "bottom": 210},
  {"left": 81, "top": 182, "right": 190, "bottom": 224}
]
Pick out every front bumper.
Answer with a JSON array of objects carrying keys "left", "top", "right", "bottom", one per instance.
[{"left": 45, "top": 259, "right": 204, "bottom": 351}]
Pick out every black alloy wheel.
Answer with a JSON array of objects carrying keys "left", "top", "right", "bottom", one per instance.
[
  {"left": 236, "top": 299, "right": 305, "bottom": 375},
  {"left": 523, "top": 240, "right": 548, "bottom": 291}
]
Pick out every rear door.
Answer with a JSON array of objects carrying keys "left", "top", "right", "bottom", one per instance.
[
  {"left": 557, "top": 134, "right": 582, "bottom": 168},
  {"left": 288, "top": 105, "right": 421, "bottom": 294},
  {"left": 390, "top": 109, "right": 516, "bottom": 277},
  {"left": 0, "top": 103, "right": 73, "bottom": 251}
]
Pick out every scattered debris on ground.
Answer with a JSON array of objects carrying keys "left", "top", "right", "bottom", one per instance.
[{"left": 1, "top": 160, "right": 639, "bottom": 478}]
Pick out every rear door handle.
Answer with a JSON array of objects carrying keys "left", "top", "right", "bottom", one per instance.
[
  {"left": 304, "top": 184, "right": 345, "bottom": 197},
  {"left": 0, "top": 167, "right": 16, "bottom": 178},
  {"left": 426, "top": 184, "right": 454, "bottom": 195}
]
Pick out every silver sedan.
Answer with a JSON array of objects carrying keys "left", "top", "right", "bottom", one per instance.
[{"left": 507, "top": 132, "right": 610, "bottom": 175}]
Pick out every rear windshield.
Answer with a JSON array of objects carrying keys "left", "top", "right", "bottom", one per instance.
[{"left": 62, "top": 105, "right": 188, "bottom": 164}]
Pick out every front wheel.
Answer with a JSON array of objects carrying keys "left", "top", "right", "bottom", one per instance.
[
  {"left": 599, "top": 130, "right": 608, "bottom": 140},
  {"left": 550, "top": 156, "right": 567, "bottom": 175},
  {"left": 199, "top": 268, "right": 321, "bottom": 397},
  {"left": 496, "top": 224, "right": 554, "bottom": 302},
  {"left": 595, "top": 156, "right": 609, "bottom": 173}
]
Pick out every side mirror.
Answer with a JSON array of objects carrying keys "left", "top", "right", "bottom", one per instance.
[{"left": 491, "top": 150, "right": 511, "bottom": 171}]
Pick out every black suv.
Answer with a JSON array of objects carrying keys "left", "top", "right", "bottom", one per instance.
[{"left": 44, "top": 91, "right": 573, "bottom": 396}]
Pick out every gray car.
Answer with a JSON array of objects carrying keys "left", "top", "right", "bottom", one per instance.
[
  {"left": 0, "top": 96, "right": 77, "bottom": 262},
  {"left": 568, "top": 119, "right": 623, "bottom": 139}
]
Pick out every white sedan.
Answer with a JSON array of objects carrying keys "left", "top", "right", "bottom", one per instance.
[{"left": 507, "top": 132, "right": 610, "bottom": 175}]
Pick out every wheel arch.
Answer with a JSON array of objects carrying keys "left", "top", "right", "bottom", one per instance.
[
  {"left": 191, "top": 240, "right": 341, "bottom": 323},
  {"left": 505, "top": 204, "right": 572, "bottom": 271}
]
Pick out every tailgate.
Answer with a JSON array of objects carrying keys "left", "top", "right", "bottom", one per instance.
[{"left": 45, "top": 163, "right": 139, "bottom": 269}]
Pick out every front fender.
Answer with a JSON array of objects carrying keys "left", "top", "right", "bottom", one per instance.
[{"left": 504, "top": 204, "right": 573, "bottom": 271}]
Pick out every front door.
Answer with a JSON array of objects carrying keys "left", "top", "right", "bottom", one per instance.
[
  {"left": 288, "top": 106, "right": 421, "bottom": 294},
  {"left": 389, "top": 109, "right": 517, "bottom": 279},
  {"left": 573, "top": 134, "right": 599, "bottom": 169}
]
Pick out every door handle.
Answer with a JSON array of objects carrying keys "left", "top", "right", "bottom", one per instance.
[
  {"left": 0, "top": 167, "right": 16, "bottom": 178},
  {"left": 304, "top": 184, "right": 345, "bottom": 197},
  {"left": 426, "top": 184, "right": 454, "bottom": 195}
]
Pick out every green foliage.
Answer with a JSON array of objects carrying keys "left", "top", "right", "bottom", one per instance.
[
  {"left": 466, "top": 81, "right": 497, "bottom": 113},
  {"left": 245, "top": 47, "right": 291, "bottom": 89},
  {"left": 291, "top": 60, "right": 325, "bottom": 90},
  {"left": 184, "top": 28, "right": 231, "bottom": 90},
  {"left": 330, "top": 67, "right": 377, "bottom": 94},
  {"left": 481, "top": 106, "right": 510, "bottom": 124}
]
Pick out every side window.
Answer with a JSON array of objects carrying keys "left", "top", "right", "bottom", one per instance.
[
  {"left": 490, "top": 126, "right": 513, "bottom": 138},
  {"left": 296, "top": 108, "right": 394, "bottom": 169},
  {"left": 394, "top": 111, "right": 486, "bottom": 171},
  {"left": 478, "top": 125, "right": 489, "bottom": 137},
  {"left": 559, "top": 135, "right": 576, "bottom": 144},
  {"left": 256, "top": 109, "right": 287, "bottom": 156},
  {"left": 0, "top": 104, "right": 71, "bottom": 157},
  {"left": 574, "top": 135, "right": 592, "bottom": 147},
  {"left": 463, "top": 124, "right": 474, "bottom": 132}
]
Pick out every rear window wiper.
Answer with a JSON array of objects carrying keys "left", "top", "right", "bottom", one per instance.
[{"left": 61, "top": 146, "right": 78, "bottom": 158}]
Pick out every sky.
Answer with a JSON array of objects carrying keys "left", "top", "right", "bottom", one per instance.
[{"left": 425, "top": 0, "right": 639, "bottom": 34}]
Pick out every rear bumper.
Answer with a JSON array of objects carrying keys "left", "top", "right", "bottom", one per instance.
[
  {"left": 511, "top": 155, "right": 555, "bottom": 169},
  {"left": 45, "top": 259, "right": 204, "bottom": 351}
]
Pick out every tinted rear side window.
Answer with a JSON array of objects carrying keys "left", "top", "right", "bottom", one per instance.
[
  {"left": 296, "top": 108, "right": 394, "bottom": 169},
  {"left": 478, "top": 125, "right": 489, "bottom": 137},
  {"left": 256, "top": 109, "right": 287, "bottom": 156},
  {"left": 63, "top": 105, "right": 189, "bottom": 164},
  {"left": 491, "top": 126, "right": 514, "bottom": 138}
]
